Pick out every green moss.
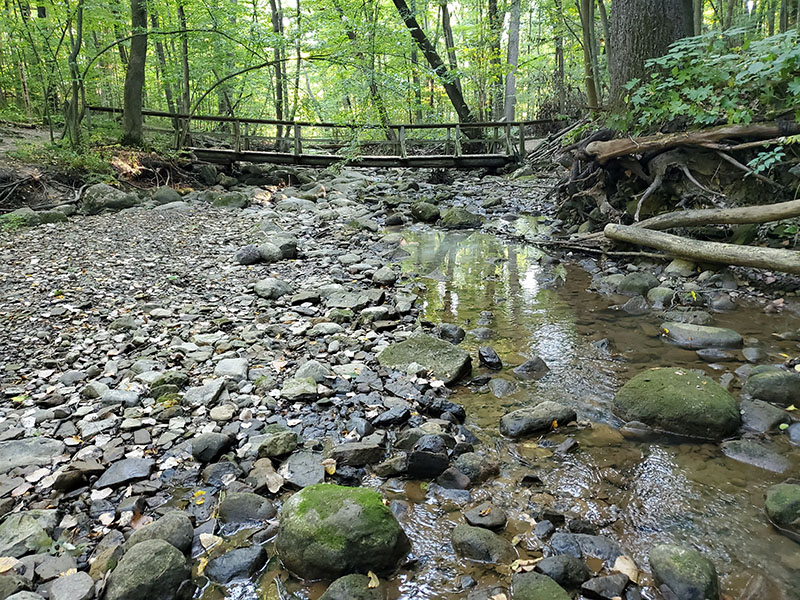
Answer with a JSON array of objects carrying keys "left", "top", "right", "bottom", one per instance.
[
  {"left": 294, "top": 484, "right": 388, "bottom": 524},
  {"left": 766, "top": 483, "right": 800, "bottom": 528}
]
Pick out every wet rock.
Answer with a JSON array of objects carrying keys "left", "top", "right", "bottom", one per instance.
[
  {"left": 0, "top": 511, "right": 56, "bottom": 558},
  {"left": 331, "top": 441, "right": 384, "bottom": 467},
  {"left": 373, "top": 267, "right": 397, "bottom": 286},
  {"left": 205, "top": 545, "right": 267, "bottom": 583},
  {"left": 95, "top": 458, "right": 154, "bottom": 488},
  {"left": 257, "top": 426, "right": 299, "bottom": 458},
  {"left": 478, "top": 347, "right": 503, "bottom": 370},
  {"left": 126, "top": 511, "right": 194, "bottom": 554},
  {"left": 743, "top": 369, "right": 800, "bottom": 406},
  {"left": 282, "top": 451, "right": 325, "bottom": 488},
  {"left": 721, "top": 439, "right": 790, "bottom": 473},
  {"left": 214, "top": 358, "right": 248, "bottom": 381},
  {"left": 319, "top": 574, "right": 384, "bottom": 600},
  {"left": 660, "top": 322, "right": 742, "bottom": 349},
  {"left": 617, "top": 272, "right": 659, "bottom": 296},
  {"left": 441, "top": 207, "right": 484, "bottom": 229},
  {"left": 411, "top": 202, "right": 440, "bottom": 223},
  {"left": 191, "top": 432, "right": 232, "bottom": 463},
  {"left": 451, "top": 524, "right": 516, "bottom": 563},
  {"left": 105, "top": 539, "right": 190, "bottom": 600},
  {"left": 254, "top": 277, "right": 292, "bottom": 300},
  {"left": 436, "top": 323, "right": 466, "bottom": 344},
  {"left": 372, "top": 405, "right": 411, "bottom": 427},
  {"left": 512, "top": 356, "right": 549, "bottom": 380},
  {"left": 789, "top": 422, "right": 800, "bottom": 444},
  {"left": 664, "top": 259, "right": 697, "bottom": 277},
  {"left": 549, "top": 533, "right": 623, "bottom": 567},
  {"left": 0, "top": 438, "right": 64, "bottom": 474},
  {"left": 488, "top": 378, "right": 517, "bottom": 398},
  {"left": 464, "top": 502, "right": 507, "bottom": 530},
  {"left": 281, "top": 377, "right": 318, "bottom": 402},
  {"left": 406, "top": 449, "right": 449, "bottom": 478},
  {"left": 535, "top": 555, "right": 589, "bottom": 589},
  {"left": 695, "top": 348, "right": 735, "bottom": 362},
  {"left": 374, "top": 454, "right": 408, "bottom": 477},
  {"left": 276, "top": 483, "right": 410, "bottom": 579},
  {"left": 740, "top": 399, "right": 789, "bottom": 432},
  {"left": 235, "top": 245, "right": 262, "bottom": 265},
  {"left": 80, "top": 183, "right": 139, "bottom": 215},
  {"left": 766, "top": 482, "right": 800, "bottom": 537},
  {"left": 661, "top": 309, "right": 713, "bottom": 325},
  {"left": 218, "top": 492, "right": 276, "bottom": 525},
  {"left": 534, "top": 520, "right": 555, "bottom": 540},
  {"left": 89, "top": 530, "right": 125, "bottom": 580},
  {"left": 202, "top": 461, "right": 243, "bottom": 487},
  {"left": 500, "top": 402, "right": 576, "bottom": 438},
  {"left": 581, "top": 573, "right": 629, "bottom": 599},
  {"left": 377, "top": 333, "right": 472, "bottom": 385},
  {"left": 511, "top": 571, "right": 571, "bottom": 600},
  {"left": 436, "top": 467, "right": 471, "bottom": 490},
  {"left": 454, "top": 452, "right": 498, "bottom": 484},
  {"left": 648, "top": 544, "right": 719, "bottom": 600},
  {"left": 647, "top": 287, "right": 675, "bottom": 309},
  {"left": 613, "top": 368, "right": 739, "bottom": 439}
]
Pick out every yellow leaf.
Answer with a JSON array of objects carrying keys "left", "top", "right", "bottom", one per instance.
[
  {"left": 322, "top": 458, "right": 336, "bottom": 475},
  {"left": 367, "top": 571, "right": 379, "bottom": 588},
  {"left": 551, "top": 420, "right": 558, "bottom": 429},
  {"left": 511, "top": 557, "right": 543, "bottom": 573},
  {"left": 197, "top": 556, "right": 209, "bottom": 576},
  {"left": 195, "top": 497, "right": 205, "bottom": 506},
  {"left": 193, "top": 490, "right": 206, "bottom": 498},
  {"left": 59, "top": 568, "right": 77, "bottom": 577},
  {"left": 0, "top": 557, "right": 19, "bottom": 574},
  {"left": 480, "top": 507, "right": 492, "bottom": 516},
  {"left": 787, "top": 404, "right": 797, "bottom": 411},
  {"left": 613, "top": 555, "right": 640, "bottom": 584}
]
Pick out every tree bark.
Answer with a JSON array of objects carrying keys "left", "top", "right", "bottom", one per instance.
[
  {"left": 64, "top": 0, "right": 83, "bottom": 148},
  {"left": 635, "top": 199, "right": 800, "bottom": 230},
  {"left": 392, "top": 0, "right": 477, "bottom": 126},
  {"left": 604, "top": 224, "right": 800, "bottom": 274},
  {"left": 487, "top": 0, "right": 503, "bottom": 119},
  {"left": 608, "top": 0, "right": 692, "bottom": 106},
  {"left": 122, "top": 0, "right": 147, "bottom": 146},
  {"left": 150, "top": 11, "right": 176, "bottom": 116},
  {"left": 579, "top": 0, "right": 599, "bottom": 109},
  {"left": 504, "top": 0, "right": 521, "bottom": 121},
  {"left": 268, "top": 0, "right": 284, "bottom": 143},
  {"left": 440, "top": 0, "right": 461, "bottom": 93},
  {"left": 693, "top": 0, "right": 703, "bottom": 33}
]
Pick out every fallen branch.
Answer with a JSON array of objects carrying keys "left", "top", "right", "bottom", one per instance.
[
  {"left": 586, "top": 122, "right": 800, "bottom": 164},
  {"left": 604, "top": 224, "right": 800, "bottom": 274},
  {"left": 635, "top": 198, "right": 800, "bottom": 231}
]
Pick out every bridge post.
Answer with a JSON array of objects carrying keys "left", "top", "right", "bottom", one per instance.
[
  {"left": 234, "top": 120, "right": 242, "bottom": 153},
  {"left": 399, "top": 126, "right": 407, "bottom": 159},
  {"left": 454, "top": 125, "right": 462, "bottom": 157},
  {"left": 518, "top": 123, "right": 525, "bottom": 158},
  {"left": 294, "top": 123, "right": 302, "bottom": 157},
  {"left": 445, "top": 126, "right": 451, "bottom": 155},
  {"left": 504, "top": 123, "right": 512, "bottom": 156}
]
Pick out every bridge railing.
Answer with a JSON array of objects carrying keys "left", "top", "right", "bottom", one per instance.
[{"left": 86, "top": 106, "right": 565, "bottom": 163}]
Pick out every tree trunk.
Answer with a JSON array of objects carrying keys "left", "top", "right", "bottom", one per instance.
[
  {"left": 392, "top": 0, "right": 477, "bottom": 126},
  {"left": 608, "top": 0, "right": 692, "bottom": 106},
  {"left": 579, "top": 0, "right": 599, "bottom": 109},
  {"left": 504, "top": 0, "right": 521, "bottom": 121},
  {"left": 555, "top": 36, "right": 565, "bottom": 114},
  {"left": 150, "top": 11, "right": 176, "bottom": 116},
  {"left": 487, "top": 0, "right": 503, "bottom": 119},
  {"left": 122, "top": 0, "right": 147, "bottom": 146},
  {"left": 694, "top": 0, "right": 703, "bottom": 33},
  {"left": 64, "top": 0, "right": 83, "bottom": 148},
  {"left": 410, "top": 0, "right": 422, "bottom": 122},
  {"left": 440, "top": 0, "right": 462, "bottom": 93},
  {"left": 597, "top": 0, "right": 611, "bottom": 64},
  {"left": 268, "top": 0, "right": 284, "bottom": 143}
]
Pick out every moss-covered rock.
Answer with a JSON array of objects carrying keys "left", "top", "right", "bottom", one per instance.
[
  {"left": 377, "top": 333, "right": 471, "bottom": 385},
  {"left": 511, "top": 571, "right": 571, "bottom": 600},
  {"left": 613, "top": 368, "right": 739, "bottom": 439},
  {"left": 451, "top": 524, "right": 516, "bottom": 564},
  {"left": 440, "top": 207, "right": 483, "bottom": 229},
  {"left": 766, "top": 482, "right": 800, "bottom": 536},
  {"left": 743, "top": 369, "right": 800, "bottom": 406},
  {"left": 276, "top": 483, "right": 410, "bottom": 580},
  {"left": 648, "top": 544, "right": 719, "bottom": 600},
  {"left": 212, "top": 191, "right": 249, "bottom": 209},
  {"left": 105, "top": 539, "right": 190, "bottom": 600},
  {"left": 80, "top": 183, "right": 139, "bottom": 215},
  {"left": 319, "top": 574, "right": 385, "bottom": 600}
]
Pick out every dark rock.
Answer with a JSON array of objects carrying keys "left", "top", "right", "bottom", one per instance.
[
  {"left": 191, "top": 433, "right": 232, "bottom": 463},
  {"left": 721, "top": 439, "right": 790, "bottom": 473},
  {"left": 464, "top": 502, "right": 507, "bottom": 529},
  {"left": 126, "top": 511, "right": 193, "bottom": 554},
  {"left": 511, "top": 571, "right": 571, "bottom": 600},
  {"left": 740, "top": 399, "right": 789, "bottom": 433},
  {"left": 406, "top": 450, "right": 449, "bottom": 478},
  {"left": 454, "top": 452, "right": 498, "bottom": 484},
  {"left": 451, "top": 524, "right": 516, "bottom": 563},
  {"left": 661, "top": 322, "right": 742, "bottom": 349},
  {"left": 95, "top": 458, "right": 154, "bottom": 488},
  {"left": 319, "top": 574, "right": 384, "bottom": 600},
  {"left": 535, "top": 554, "right": 590, "bottom": 588},
  {"left": 436, "top": 467, "right": 471, "bottom": 490},
  {"left": 534, "top": 520, "right": 555, "bottom": 540},
  {"left": 436, "top": 323, "right": 466, "bottom": 344},
  {"left": 235, "top": 245, "right": 262, "bottom": 265},
  {"left": 743, "top": 369, "right": 800, "bottom": 406},
  {"left": 205, "top": 545, "right": 267, "bottom": 583},
  {"left": 411, "top": 202, "right": 440, "bottom": 223},
  {"left": 105, "top": 539, "right": 190, "bottom": 600},
  {"left": 581, "top": 573, "right": 629, "bottom": 599},
  {"left": 648, "top": 544, "right": 719, "bottom": 600},
  {"left": 478, "top": 347, "right": 503, "bottom": 370},
  {"left": 549, "top": 533, "right": 623, "bottom": 568},
  {"left": 218, "top": 492, "right": 276, "bottom": 525},
  {"left": 377, "top": 333, "right": 472, "bottom": 385},
  {"left": 283, "top": 451, "right": 325, "bottom": 488},
  {"left": 617, "top": 272, "right": 659, "bottom": 296},
  {"left": 331, "top": 441, "right": 384, "bottom": 467},
  {"left": 500, "top": 402, "right": 576, "bottom": 438},
  {"left": 512, "top": 357, "right": 549, "bottom": 380}
]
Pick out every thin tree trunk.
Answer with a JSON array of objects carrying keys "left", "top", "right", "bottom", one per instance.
[
  {"left": 65, "top": 0, "right": 83, "bottom": 147},
  {"left": 555, "top": 35, "right": 565, "bottom": 114},
  {"left": 410, "top": 0, "right": 422, "bottom": 122},
  {"left": 694, "top": 0, "right": 703, "bottom": 33},
  {"left": 579, "top": 0, "right": 599, "bottom": 109},
  {"left": 597, "top": 0, "right": 611, "bottom": 64},
  {"left": 504, "top": 0, "right": 521, "bottom": 121},
  {"left": 268, "top": 0, "right": 284, "bottom": 144},
  {"left": 488, "top": 0, "right": 503, "bottom": 119},
  {"left": 150, "top": 11, "right": 176, "bottom": 116},
  {"left": 122, "top": 0, "right": 147, "bottom": 146},
  {"left": 392, "top": 0, "right": 477, "bottom": 126},
  {"left": 440, "top": 0, "right": 461, "bottom": 93}
]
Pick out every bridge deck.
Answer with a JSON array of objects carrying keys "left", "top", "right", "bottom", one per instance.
[{"left": 189, "top": 147, "right": 512, "bottom": 169}]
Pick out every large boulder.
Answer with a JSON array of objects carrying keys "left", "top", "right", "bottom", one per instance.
[
  {"left": 0, "top": 438, "right": 64, "bottom": 474},
  {"left": 80, "top": 183, "right": 139, "bottom": 215},
  {"left": 613, "top": 368, "right": 739, "bottom": 440},
  {"left": 660, "top": 322, "right": 742, "bottom": 350},
  {"left": 0, "top": 510, "right": 57, "bottom": 558},
  {"left": 125, "top": 511, "right": 193, "bottom": 554},
  {"left": 276, "top": 483, "right": 410, "bottom": 580},
  {"left": 743, "top": 369, "right": 800, "bottom": 406},
  {"left": 648, "top": 544, "right": 719, "bottom": 600},
  {"left": 440, "top": 207, "right": 484, "bottom": 229},
  {"left": 105, "top": 539, "right": 190, "bottom": 600},
  {"left": 377, "top": 333, "right": 471, "bottom": 385},
  {"left": 766, "top": 482, "right": 800, "bottom": 537}
]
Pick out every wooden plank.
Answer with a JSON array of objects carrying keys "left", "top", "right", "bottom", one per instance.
[{"left": 188, "top": 147, "right": 511, "bottom": 169}]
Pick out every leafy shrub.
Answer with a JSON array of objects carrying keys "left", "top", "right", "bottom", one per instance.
[
  {"left": 614, "top": 29, "right": 800, "bottom": 133},
  {"left": 12, "top": 142, "right": 115, "bottom": 184}
]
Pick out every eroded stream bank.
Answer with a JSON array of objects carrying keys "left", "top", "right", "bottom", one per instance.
[{"left": 0, "top": 166, "right": 798, "bottom": 600}]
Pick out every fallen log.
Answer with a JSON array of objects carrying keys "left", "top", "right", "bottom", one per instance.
[
  {"left": 604, "top": 223, "right": 800, "bottom": 274},
  {"left": 586, "top": 122, "right": 800, "bottom": 164},
  {"left": 635, "top": 198, "right": 800, "bottom": 231}
]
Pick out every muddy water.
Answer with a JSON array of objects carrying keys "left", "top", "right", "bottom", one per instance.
[{"left": 390, "top": 228, "right": 800, "bottom": 599}]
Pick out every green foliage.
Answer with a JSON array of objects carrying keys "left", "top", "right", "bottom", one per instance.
[
  {"left": 0, "top": 214, "right": 27, "bottom": 232},
  {"left": 616, "top": 29, "right": 800, "bottom": 133},
  {"left": 11, "top": 142, "right": 115, "bottom": 184},
  {"left": 747, "top": 146, "right": 785, "bottom": 175}
]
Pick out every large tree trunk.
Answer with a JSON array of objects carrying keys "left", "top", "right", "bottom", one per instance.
[
  {"left": 504, "top": 0, "right": 521, "bottom": 121},
  {"left": 392, "top": 0, "right": 477, "bottom": 126},
  {"left": 608, "top": 0, "right": 692, "bottom": 106},
  {"left": 122, "top": 0, "right": 147, "bottom": 146}
]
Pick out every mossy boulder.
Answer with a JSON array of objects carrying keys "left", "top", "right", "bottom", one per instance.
[
  {"left": 411, "top": 202, "right": 440, "bottom": 223},
  {"left": 766, "top": 482, "right": 800, "bottom": 536},
  {"left": 511, "top": 571, "right": 571, "bottom": 600},
  {"left": 440, "top": 207, "right": 484, "bottom": 229},
  {"left": 377, "top": 333, "right": 471, "bottom": 385},
  {"left": 648, "top": 544, "right": 719, "bottom": 600},
  {"left": 212, "top": 192, "right": 249, "bottom": 209},
  {"left": 105, "top": 539, "right": 190, "bottom": 600},
  {"left": 276, "top": 483, "right": 410, "bottom": 580},
  {"left": 613, "top": 368, "right": 739, "bottom": 439},
  {"left": 80, "top": 183, "right": 139, "bottom": 215},
  {"left": 661, "top": 322, "right": 743, "bottom": 350},
  {"left": 319, "top": 574, "right": 385, "bottom": 600}
]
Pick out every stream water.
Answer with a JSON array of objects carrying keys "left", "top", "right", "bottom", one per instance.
[{"left": 206, "top": 225, "right": 800, "bottom": 600}]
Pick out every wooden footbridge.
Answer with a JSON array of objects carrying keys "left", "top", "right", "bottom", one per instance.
[{"left": 87, "top": 106, "right": 565, "bottom": 169}]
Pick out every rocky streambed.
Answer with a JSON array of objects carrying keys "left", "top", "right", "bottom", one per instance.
[{"left": 0, "top": 165, "right": 798, "bottom": 600}]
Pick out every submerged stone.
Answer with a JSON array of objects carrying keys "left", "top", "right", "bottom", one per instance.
[
  {"left": 766, "top": 482, "right": 800, "bottom": 537},
  {"left": 648, "top": 544, "right": 719, "bottom": 600},
  {"left": 511, "top": 571, "right": 571, "bottom": 600}
]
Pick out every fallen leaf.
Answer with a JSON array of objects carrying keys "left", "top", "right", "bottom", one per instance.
[
  {"left": 322, "top": 458, "right": 336, "bottom": 475},
  {"left": 197, "top": 556, "right": 209, "bottom": 576},
  {"left": 613, "top": 555, "right": 640, "bottom": 584},
  {"left": 511, "top": 557, "right": 543, "bottom": 573},
  {"left": 59, "top": 568, "right": 77, "bottom": 577},
  {"left": 490, "top": 594, "right": 508, "bottom": 600},
  {"left": 779, "top": 423, "right": 789, "bottom": 430},
  {"left": 367, "top": 571, "right": 379, "bottom": 588},
  {"left": 787, "top": 404, "right": 797, "bottom": 411},
  {"left": 0, "top": 557, "right": 20, "bottom": 574},
  {"left": 479, "top": 507, "right": 492, "bottom": 516},
  {"left": 551, "top": 420, "right": 558, "bottom": 429}
]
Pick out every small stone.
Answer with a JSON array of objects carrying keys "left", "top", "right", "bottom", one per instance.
[
  {"left": 478, "top": 347, "right": 503, "bottom": 370},
  {"left": 254, "top": 278, "right": 292, "bottom": 300},
  {"left": 191, "top": 433, "right": 232, "bottom": 463},
  {"left": 235, "top": 245, "right": 262, "bottom": 265},
  {"left": 218, "top": 492, "right": 276, "bottom": 525},
  {"left": 95, "top": 458, "right": 154, "bottom": 488},
  {"left": 126, "top": 511, "right": 194, "bottom": 554},
  {"left": 373, "top": 267, "right": 397, "bottom": 286},
  {"left": 500, "top": 402, "right": 576, "bottom": 438},
  {"left": 464, "top": 502, "right": 507, "bottom": 529},
  {"left": 206, "top": 545, "right": 267, "bottom": 584},
  {"left": 451, "top": 524, "right": 516, "bottom": 563},
  {"left": 512, "top": 356, "right": 549, "bottom": 380},
  {"left": 214, "top": 358, "right": 248, "bottom": 381}
]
